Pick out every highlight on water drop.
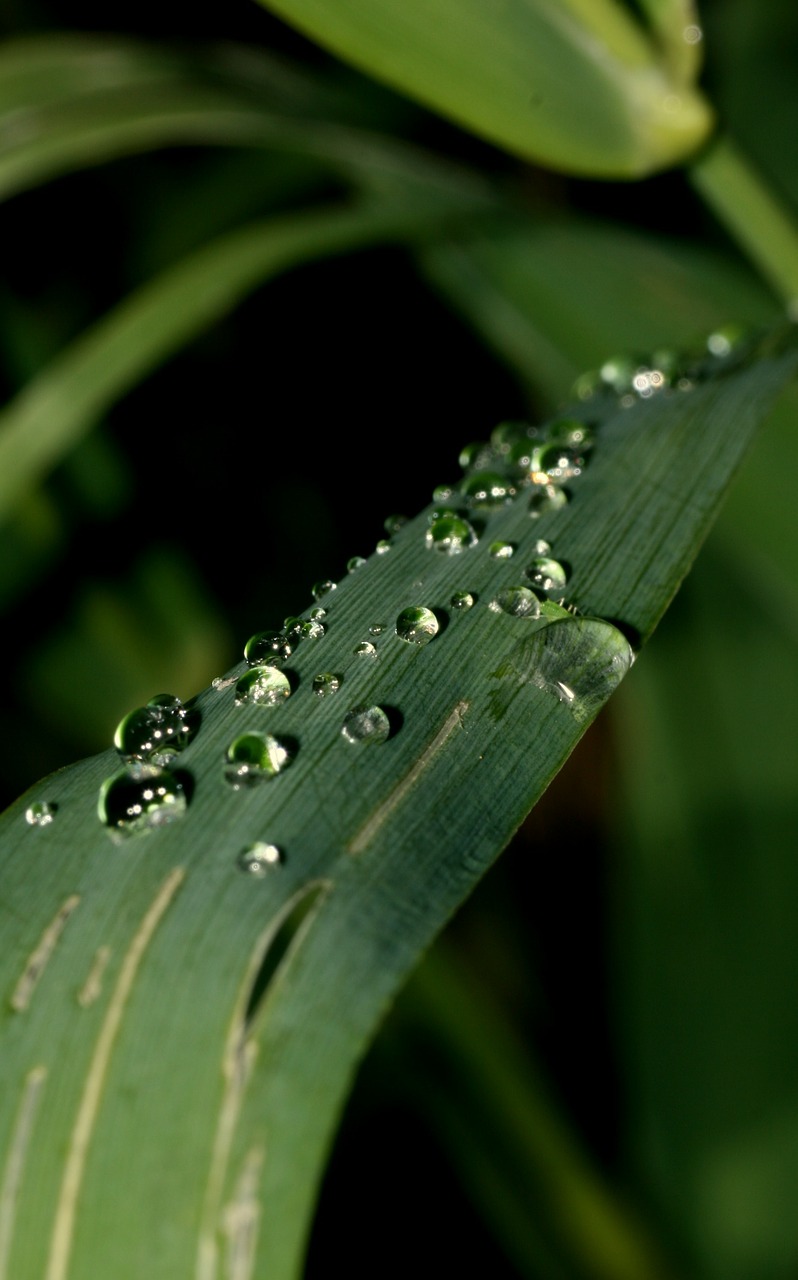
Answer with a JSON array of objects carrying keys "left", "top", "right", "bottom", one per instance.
[
  {"left": 395, "top": 606, "right": 439, "bottom": 645},
  {"left": 237, "top": 843, "right": 283, "bottom": 875},
  {"left": 98, "top": 762, "right": 187, "bottom": 839},
  {"left": 25, "top": 801, "right": 57, "bottom": 827}
]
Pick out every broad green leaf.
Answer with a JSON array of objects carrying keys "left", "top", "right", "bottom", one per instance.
[
  {"left": 0, "top": 328, "right": 795, "bottom": 1279},
  {"left": 254, "top": 0, "right": 713, "bottom": 176},
  {"left": 0, "top": 194, "right": 486, "bottom": 524}
]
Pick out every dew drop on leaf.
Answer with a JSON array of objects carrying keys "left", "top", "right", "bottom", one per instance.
[
  {"left": 235, "top": 666, "right": 291, "bottom": 707},
  {"left": 113, "top": 694, "right": 192, "bottom": 764},
  {"left": 224, "top": 732, "right": 291, "bottom": 788},
  {"left": 395, "top": 606, "right": 439, "bottom": 644},
  {"left": 341, "top": 705, "right": 391, "bottom": 745},
  {"left": 525, "top": 557, "right": 568, "bottom": 591},
  {"left": 490, "top": 586, "right": 541, "bottom": 619},
  {"left": 353, "top": 641, "right": 377, "bottom": 658},
  {"left": 489, "top": 541, "right": 515, "bottom": 559},
  {"left": 312, "top": 672, "right": 341, "bottom": 697},
  {"left": 450, "top": 591, "right": 475, "bottom": 610},
  {"left": 98, "top": 763, "right": 187, "bottom": 838},
  {"left": 237, "top": 843, "right": 283, "bottom": 875},
  {"left": 25, "top": 801, "right": 57, "bottom": 827},
  {"left": 425, "top": 512, "right": 478, "bottom": 555}
]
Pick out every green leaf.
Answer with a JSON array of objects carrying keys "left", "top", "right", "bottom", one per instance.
[
  {"left": 254, "top": 0, "right": 713, "bottom": 177},
  {"left": 0, "top": 328, "right": 795, "bottom": 1278}
]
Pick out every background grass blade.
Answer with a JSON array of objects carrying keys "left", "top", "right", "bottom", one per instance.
[{"left": 0, "top": 327, "right": 795, "bottom": 1278}]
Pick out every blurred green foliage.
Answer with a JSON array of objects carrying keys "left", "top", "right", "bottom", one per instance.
[{"left": 1, "top": 1, "right": 797, "bottom": 1277}]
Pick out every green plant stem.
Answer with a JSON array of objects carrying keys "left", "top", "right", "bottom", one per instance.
[{"left": 689, "top": 135, "right": 798, "bottom": 316}]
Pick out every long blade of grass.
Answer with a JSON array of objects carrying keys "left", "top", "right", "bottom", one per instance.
[{"left": 0, "top": 327, "right": 795, "bottom": 1278}]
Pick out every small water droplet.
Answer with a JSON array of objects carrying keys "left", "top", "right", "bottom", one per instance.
[
  {"left": 299, "top": 618, "right": 326, "bottom": 640},
  {"left": 547, "top": 419, "right": 594, "bottom": 450},
  {"left": 532, "top": 538, "right": 551, "bottom": 555},
  {"left": 395, "top": 606, "right": 439, "bottom": 644},
  {"left": 310, "top": 607, "right": 327, "bottom": 621},
  {"left": 425, "top": 512, "right": 478, "bottom": 555},
  {"left": 706, "top": 324, "right": 746, "bottom": 358},
  {"left": 600, "top": 355, "right": 638, "bottom": 393},
  {"left": 375, "top": 539, "right": 391, "bottom": 555},
  {"left": 525, "top": 557, "right": 568, "bottom": 591},
  {"left": 235, "top": 665, "right": 291, "bottom": 707},
  {"left": 237, "top": 842, "right": 283, "bottom": 875},
  {"left": 450, "top": 590, "right": 475, "bottom": 610},
  {"left": 311, "top": 580, "right": 337, "bottom": 601},
  {"left": 490, "top": 420, "right": 536, "bottom": 455},
  {"left": 25, "top": 801, "right": 57, "bottom": 827},
  {"left": 98, "top": 763, "right": 187, "bottom": 838},
  {"left": 244, "top": 630, "right": 292, "bottom": 665},
  {"left": 354, "top": 641, "right": 377, "bottom": 658},
  {"left": 490, "top": 586, "right": 541, "bottom": 619},
  {"left": 114, "top": 694, "right": 193, "bottom": 764},
  {"left": 459, "top": 441, "right": 494, "bottom": 471},
  {"left": 312, "top": 672, "right": 341, "bottom": 697},
  {"left": 341, "top": 705, "right": 390, "bottom": 744},
  {"left": 283, "top": 616, "right": 304, "bottom": 637},
  {"left": 347, "top": 556, "right": 367, "bottom": 573},
  {"left": 489, "top": 540, "right": 515, "bottom": 560},
  {"left": 531, "top": 444, "right": 584, "bottom": 483},
  {"left": 368, "top": 622, "right": 387, "bottom": 636},
  {"left": 460, "top": 470, "right": 515, "bottom": 505},
  {"left": 224, "top": 732, "right": 291, "bottom": 788},
  {"left": 212, "top": 675, "right": 236, "bottom": 691},
  {"left": 384, "top": 514, "right": 407, "bottom": 535},
  {"left": 529, "top": 485, "right": 568, "bottom": 517},
  {"left": 432, "top": 483, "right": 454, "bottom": 503}
]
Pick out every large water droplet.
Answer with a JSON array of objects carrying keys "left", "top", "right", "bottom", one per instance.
[
  {"left": 113, "top": 694, "right": 192, "bottom": 764},
  {"left": 235, "top": 665, "right": 291, "bottom": 707},
  {"left": 341, "top": 705, "right": 391, "bottom": 745},
  {"left": 425, "top": 512, "right": 478, "bottom": 555},
  {"left": 224, "top": 732, "right": 291, "bottom": 788},
  {"left": 395, "top": 606, "right": 439, "bottom": 645},
  {"left": 25, "top": 801, "right": 57, "bottom": 827},
  {"left": 98, "top": 763, "right": 187, "bottom": 838},
  {"left": 529, "top": 485, "right": 568, "bottom": 518},
  {"left": 489, "top": 540, "right": 514, "bottom": 560},
  {"left": 490, "top": 586, "right": 541, "bottom": 619},
  {"left": 237, "top": 843, "right": 283, "bottom": 875},
  {"left": 312, "top": 672, "right": 341, "bottom": 697},
  {"left": 525, "top": 557, "right": 568, "bottom": 591},
  {"left": 494, "top": 617, "right": 634, "bottom": 724},
  {"left": 244, "top": 630, "right": 292, "bottom": 665},
  {"left": 450, "top": 590, "right": 475, "bottom": 610}
]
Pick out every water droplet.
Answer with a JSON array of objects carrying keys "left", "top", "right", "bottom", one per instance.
[
  {"left": 532, "top": 538, "right": 551, "bottom": 555},
  {"left": 706, "top": 324, "right": 747, "bottom": 358},
  {"left": 525, "top": 557, "right": 568, "bottom": 591},
  {"left": 425, "top": 512, "right": 478, "bottom": 555},
  {"left": 298, "top": 618, "right": 326, "bottom": 640},
  {"left": 354, "top": 641, "right": 377, "bottom": 658},
  {"left": 283, "top": 616, "right": 304, "bottom": 637},
  {"left": 310, "top": 607, "right": 327, "bottom": 620},
  {"left": 432, "top": 483, "right": 454, "bottom": 503},
  {"left": 235, "top": 665, "right": 291, "bottom": 707},
  {"left": 599, "top": 355, "right": 638, "bottom": 394},
  {"left": 341, "top": 705, "right": 390, "bottom": 745},
  {"left": 450, "top": 591, "right": 475, "bottom": 610},
  {"left": 224, "top": 732, "right": 291, "bottom": 788},
  {"left": 490, "top": 586, "right": 541, "bottom": 619},
  {"left": 459, "top": 441, "right": 493, "bottom": 471},
  {"left": 98, "top": 763, "right": 187, "bottom": 838},
  {"left": 494, "top": 617, "right": 633, "bottom": 724},
  {"left": 212, "top": 675, "right": 236, "bottom": 691},
  {"left": 547, "top": 419, "right": 594, "bottom": 450},
  {"left": 490, "top": 420, "right": 536, "bottom": 455},
  {"left": 368, "top": 622, "right": 387, "bottom": 636},
  {"left": 395, "top": 606, "right": 439, "bottom": 645},
  {"left": 529, "top": 485, "right": 568, "bottom": 518},
  {"left": 460, "top": 471, "right": 515, "bottom": 505},
  {"left": 489, "top": 540, "right": 514, "bottom": 560},
  {"left": 347, "top": 556, "right": 367, "bottom": 573},
  {"left": 25, "top": 801, "right": 57, "bottom": 827},
  {"left": 114, "top": 694, "right": 193, "bottom": 764},
  {"left": 237, "top": 842, "right": 283, "bottom": 875},
  {"left": 312, "top": 672, "right": 341, "bottom": 697},
  {"left": 244, "top": 630, "right": 292, "bottom": 665},
  {"left": 531, "top": 444, "right": 585, "bottom": 483},
  {"left": 384, "top": 514, "right": 407, "bottom": 535},
  {"left": 375, "top": 539, "right": 391, "bottom": 555},
  {"left": 311, "top": 580, "right": 337, "bottom": 601}
]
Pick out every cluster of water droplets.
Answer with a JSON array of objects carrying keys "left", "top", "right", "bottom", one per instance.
[{"left": 78, "top": 326, "right": 753, "bottom": 860}]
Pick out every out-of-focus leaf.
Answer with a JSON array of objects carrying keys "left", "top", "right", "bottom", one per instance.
[{"left": 254, "top": 0, "right": 713, "bottom": 177}]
